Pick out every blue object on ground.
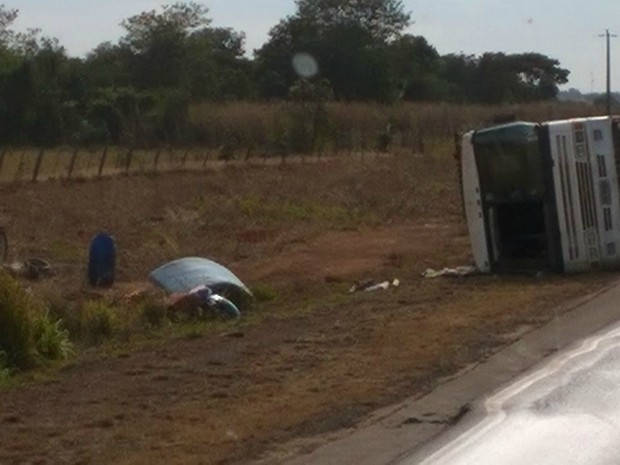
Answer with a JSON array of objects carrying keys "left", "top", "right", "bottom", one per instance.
[{"left": 88, "top": 233, "right": 116, "bottom": 287}]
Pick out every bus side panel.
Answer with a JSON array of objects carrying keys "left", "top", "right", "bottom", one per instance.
[
  {"left": 584, "top": 119, "right": 620, "bottom": 268},
  {"left": 461, "top": 132, "right": 490, "bottom": 272},
  {"left": 547, "top": 123, "right": 590, "bottom": 273}
]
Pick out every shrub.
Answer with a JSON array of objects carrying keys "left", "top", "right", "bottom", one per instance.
[
  {"left": 140, "top": 297, "right": 169, "bottom": 328},
  {"left": 33, "top": 311, "right": 73, "bottom": 361},
  {"left": 80, "top": 301, "right": 119, "bottom": 344},
  {"left": 0, "top": 271, "right": 36, "bottom": 369},
  {"left": 47, "top": 298, "right": 81, "bottom": 339},
  {"left": 0, "top": 273, "right": 74, "bottom": 375}
]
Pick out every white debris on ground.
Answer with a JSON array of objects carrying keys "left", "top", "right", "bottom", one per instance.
[
  {"left": 349, "top": 278, "right": 401, "bottom": 293},
  {"left": 422, "top": 266, "right": 478, "bottom": 278}
]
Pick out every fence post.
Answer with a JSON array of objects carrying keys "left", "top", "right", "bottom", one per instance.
[
  {"left": 164, "top": 147, "right": 173, "bottom": 171},
  {"left": 67, "top": 147, "right": 79, "bottom": 179},
  {"left": 182, "top": 149, "right": 191, "bottom": 166},
  {"left": 84, "top": 148, "right": 96, "bottom": 174},
  {"left": 14, "top": 150, "right": 25, "bottom": 182},
  {"left": 153, "top": 148, "right": 162, "bottom": 172},
  {"left": 281, "top": 145, "right": 288, "bottom": 166},
  {"left": 124, "top": 148, "right": 134, "bottom": 174},
  {"left": 202, "top": 150, "right": 210, "bottom": 169},
  {"left": 31, "top": 148, "right": 45, "bottom": 182},
  {"left": 97, "top": 147, "right": 109, "bottom": 178},
  {"left": 244, "top": 144, "right": 253, "bottom": 163},
  {"left": 0, "top": 149, "right": 6, "bottom": 178}
]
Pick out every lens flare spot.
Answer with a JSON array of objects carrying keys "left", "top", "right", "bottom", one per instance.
[{"left": 292, "top": 53, "right": 319, "bottom": 78}]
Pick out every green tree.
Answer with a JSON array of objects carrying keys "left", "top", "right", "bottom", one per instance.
[
  {"left": 185, "top": 27, "right": 253, "bottom": 100},
  {"left": 470, "top": 52, "right": 570, "bottom": 103},
  {"left": 255, "top": 0, "right": 412, "bottom": 101},
  {"left": 0, "top": 6, "right": 72, "bottom": 146},
  {"left": 84, "top": 42, "right": 133, "bottom": 89},
  {"left": 120, "top": 2, "right": 211, "bottom": 89},
  {"left": 115, "top": 2, "right": 252, "bottom": 99},
  {"left": 295, "top": 0, "right": 410, "bottom": 41},
  {"left": 437, "top": 54, "right": 478, "bottom": 102},
  {"left": 436, "top": 52, "right": 570, "bottom": 104},
  {"left": 0, "top": 4, "right": 18, "bottom": 46},
  {"left": 387, "top": 34, "right": 442, "bottom": 100},
  {"left": 28, "top": 39, "right": 68, "bottom": 146},
  {"left": 80, "top": 2, "right": 254, "bottom": 144},
  {"left": 512, "top": 52, "right": 570, "bottom": 100},
  {"left": 121, "top": 2, "right": 211, "bottom": 52}
]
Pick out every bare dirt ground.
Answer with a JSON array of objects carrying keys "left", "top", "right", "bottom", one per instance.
[{"left": 0, "top": 156, "right": 615, "bottom": 464}]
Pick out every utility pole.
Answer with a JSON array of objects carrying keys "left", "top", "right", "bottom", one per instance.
[{"left": 600, "top": 29, "right": 617, "bottom": 115}]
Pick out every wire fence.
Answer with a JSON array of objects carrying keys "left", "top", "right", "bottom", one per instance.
[
  {"left": 0, "top": 136, "right": 448, "bottom": 184},
  {"left": 0, "top": 147, "right": 330, "bottom": 183}
]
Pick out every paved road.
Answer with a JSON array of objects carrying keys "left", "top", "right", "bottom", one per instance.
[{"left": 410, "top": 321, "right": 620, "bottom": 465}]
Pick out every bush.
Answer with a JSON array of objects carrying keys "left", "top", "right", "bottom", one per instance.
[
  {"left": 80, "top": 301, "right": 119, "bottom": 344},
  {"left": 47, "top": 298, "right": 81, "bottom": 338},
  {"left": 33, "top": 311, "right": 73, "bottom": 361},
  {"left": 140, "top": 297, "right": 169, "bottom": 328},
  {"left": 0, "top": 273, "right": 74, "bottom": 375},
  {"left": 0, "top": 271, "right": 37, "bottom": 369}
]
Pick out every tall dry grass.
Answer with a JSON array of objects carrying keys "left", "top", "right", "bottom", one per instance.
[
  {"left": 190, "top": 100, "right": 604, "bottom": 155},
  {"left": 0, "top": 101, "right": 605, "bottom": 182}
]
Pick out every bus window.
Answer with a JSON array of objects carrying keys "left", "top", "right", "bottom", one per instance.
[{"left": 473, "top": 123, "right": 549, "bottom": 270}]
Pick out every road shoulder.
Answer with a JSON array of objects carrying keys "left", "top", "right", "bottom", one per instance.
[{"left": 271, "top": 277, "right": 620, "bottom": 465}]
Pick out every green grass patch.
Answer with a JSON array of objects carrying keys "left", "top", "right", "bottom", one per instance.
[
  {"left": 251, "top": 284, "right": 278, "bottom": 303},
  {"left": 34, "top": 311, "right": 74, "bottom": 361},
  {"left": 80, "top": 300, "right": 121, "bottom": 345},
  {"left": 139, "top": 297, "right": 170, "bottom": 328},
  {"left": 235, "top": 196, "right": 369, "bottom": 226},
  {"left": 0, "top": 271, "right": 39, "bottom": 369},
  {"left": 0, "top": 271, "right": 73, "bottom": 377}
]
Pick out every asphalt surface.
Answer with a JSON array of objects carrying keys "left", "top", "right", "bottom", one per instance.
[
  {"left": 278, "top": 279, "right": 620, "bottom": 465},
  {"left": 410, "top": 318, "right": 620, "bottom": 465}
]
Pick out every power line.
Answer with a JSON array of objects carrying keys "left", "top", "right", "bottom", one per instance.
[{"left": 599, "top": 29, "right": 617, "bottom": 115}]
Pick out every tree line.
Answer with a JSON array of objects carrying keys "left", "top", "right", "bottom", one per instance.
[{"left": 0, "top": 0, "right": 570, "bottom": 147}]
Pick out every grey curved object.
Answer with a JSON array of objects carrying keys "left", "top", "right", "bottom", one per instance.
[{"left": 149, "top": 257, "right": 252, "bottom": 300}]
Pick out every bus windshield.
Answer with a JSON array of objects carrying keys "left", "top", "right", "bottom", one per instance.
[{"left": 474, "top": 123, "right": 544, "bottom": 204}]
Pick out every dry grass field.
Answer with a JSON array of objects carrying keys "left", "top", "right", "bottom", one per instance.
[
  {"left": 0, "top": 100, "right": 605, "bottom": 184},
  {"left": 0, "top": 103, "right": 616, "bottom": 464}
]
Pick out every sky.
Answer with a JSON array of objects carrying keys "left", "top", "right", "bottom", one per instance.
[{"left": 9, "top": 0, "right": 620, "bottom": 92}]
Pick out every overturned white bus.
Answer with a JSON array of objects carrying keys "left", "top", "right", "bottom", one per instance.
[{"left": 462, "top": 116, "right": 620, "bottom": 273}]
